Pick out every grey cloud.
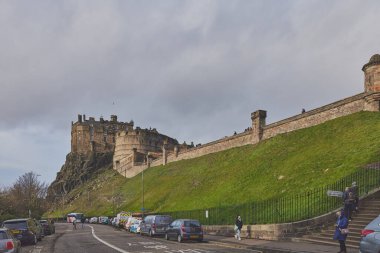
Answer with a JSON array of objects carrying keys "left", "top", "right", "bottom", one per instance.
[{"left": 1, "top": 0, "right": 380, "bottom": 186}]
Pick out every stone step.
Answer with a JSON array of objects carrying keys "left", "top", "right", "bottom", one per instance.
[
  {"left": 323, "top": 227, "right": 362, "bottom": 234},
  {"left": 304, "top": 236, "right": 359, "bottom": 248},
  {"left": 318, "top": 232, "right": 362, "bottom": 241},
  {"left": 349, "top": 220, "right": 372, "bottom": 226}
]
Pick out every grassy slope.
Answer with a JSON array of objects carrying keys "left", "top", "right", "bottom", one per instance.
[{"left": 46, "top": 112, "right": 380, "bottom": 217}]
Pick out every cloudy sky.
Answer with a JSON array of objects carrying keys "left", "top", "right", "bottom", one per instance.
[{"left": 1, "top": 0, "right": 379, "bottom": 187}]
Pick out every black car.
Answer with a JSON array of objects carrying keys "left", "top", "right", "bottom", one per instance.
[
  {"left": 165, "top": 219, "right": 203, "bottom": 243},
  {"left": 2, "top": 218, "right": 42, "bottom": 245},
  {"left": 39, "top": 220, "right": 55, "bottom": 235},
  {"left": 140, "top": 215, "right": 172, "bottom": 237}
]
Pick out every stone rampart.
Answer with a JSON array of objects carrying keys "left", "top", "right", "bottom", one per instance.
[
  {"left": 167, "top": 131, "right": 252, "bottom": 163},
  {"left": 123, "top": 92, "right": 380, "bottom": 177},
  {"left": 262, "top": 92, "right": 367, "bottom": 140},
  {"left": 143, "top": 92, "right": 380, "bottom": 172}
]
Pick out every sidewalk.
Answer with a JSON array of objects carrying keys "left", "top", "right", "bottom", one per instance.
[{"left": 204, "top": 234, "right": 357, "bottom": 253}]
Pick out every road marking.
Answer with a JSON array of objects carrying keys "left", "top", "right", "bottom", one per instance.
[
  {"left": 88, "top": 225, "right": 131, "bottom": 253},
  {"left": 31, "top": 246, "right": 43, "bottom": 253}
]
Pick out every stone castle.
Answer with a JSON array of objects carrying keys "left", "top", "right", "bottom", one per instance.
[{"left": 69, "top": 54, "right": 380, "bottom": 179}]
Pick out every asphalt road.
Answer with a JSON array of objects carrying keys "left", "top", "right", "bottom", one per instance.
[{"left": 22, "top": 223, "right": 258, "bottom": 253}]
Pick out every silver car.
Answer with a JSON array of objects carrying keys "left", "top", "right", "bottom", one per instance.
[
  {"left": 359, "top": 215, "right": 380, "bottom": 253},
  {"left": 0, "top": 228, "right": 22, "bottom": 253}
]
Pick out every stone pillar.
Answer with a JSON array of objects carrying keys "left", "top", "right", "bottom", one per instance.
[
  {"left": 78, "top": 114, "right": 82, "bottom": 123},
  {"left": 174, "top": 145, "right": 179, "bottom": 158},
  {"left": 251, "top": 110, "right": 267, "bottom": 144},
  {"left": 364, "top": 93, "right": 380, "bottom": 112}
]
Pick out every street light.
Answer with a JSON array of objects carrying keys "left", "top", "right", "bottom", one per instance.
[{"left": 142, "top": 167, "right": 144, "bottom": 219}]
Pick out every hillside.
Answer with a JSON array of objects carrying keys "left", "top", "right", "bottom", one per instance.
[{"left": 46, "top": 111, "right": 380, "bottom": 218}]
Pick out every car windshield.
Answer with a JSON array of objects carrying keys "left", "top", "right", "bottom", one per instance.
[
  {"left": 156, "top": 216, "right": 171, "bottom": 224},
  {"left": 40, "top": 220, "right": 48, "bottom": 224},
  {"left": 0, "top": 231, "right": 9, "bottom": 239},
  {"left": 184, "top": 220, "right": 200, "bottom": 227},
  {"left": 3, "top": 221, "right": 27, "bottom": 229}
]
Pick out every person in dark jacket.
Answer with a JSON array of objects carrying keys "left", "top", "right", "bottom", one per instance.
[
  {"left": 350, "top": 181, "right": 359, "bottom": 213},
  {"left": 343, "top": 187, "right": 354, "bottom": 220},
  {"left": 81, "top": 217, "right": 86, "bottom": 229},
  {"left": 235, "top": 215, "right": 243, "bottom": 240},
  {"left": 333, "top": 210, "right": 349, "bottom": 253}
]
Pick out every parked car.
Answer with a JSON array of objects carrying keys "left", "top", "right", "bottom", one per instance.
[
  {"left": 0, "top": 228, "right": 22, "bottom": 253},
  {"left": 129, "top": 219, "right": 142, "bottom": 234},
  {"left": 39, "top": 220, "right": 55, "bottom": 235},
  {"left": 89, "top": 217, "right": 98, "bottom": 223},
  {"left": 2, "top": 218, "right": 42, "bottom": 245},
  {"left": 359, "top": 215, "right": 380, "bottom": 253},
  {"left": 124, "top": 217, "right": 137, "bottom": 231},
  {"left": 140, "top": 215, "right": 172, "bottom": 237},
  {"left": 98, "top": 216, "right": 109, "bottom": 225},
  {"left": 165, "top": 219, "right": 203, "bottom": 243}
]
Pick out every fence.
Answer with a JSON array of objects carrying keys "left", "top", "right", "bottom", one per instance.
[{"left": 161, "top": 167, "right": 380, "bottom": 225}]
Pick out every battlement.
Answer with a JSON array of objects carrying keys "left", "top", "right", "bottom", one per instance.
[{"left": 71, "top": 114, "right": 133, "bottom": 154}]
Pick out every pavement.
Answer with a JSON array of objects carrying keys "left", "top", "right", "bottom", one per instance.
[{"left": 204, "top": 234, "right": 358, "bottom": 253}]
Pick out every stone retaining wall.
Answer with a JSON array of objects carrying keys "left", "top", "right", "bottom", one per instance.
[{"left": 203, "top": 210, "right": 337, "bottom": 240}]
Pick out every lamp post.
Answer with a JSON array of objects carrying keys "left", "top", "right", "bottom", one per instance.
[{"left": 142, "top": 168, "right": 144, "bottom": 219}]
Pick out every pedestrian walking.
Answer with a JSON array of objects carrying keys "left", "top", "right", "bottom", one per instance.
[
  {"left": 333, "top": 209, "right": 349, "bottom": 253},
  {"left": 350, "top": 181, "right": 359, "bottom": 213},
  {"left": 234, "top": 215, "right": 243, "bottom": 240},
  {"left": 81, "top": 217, "right": 86, "bottom": 229},
  {"left": 73, "top": 218, "right": 77, "bottom": 230}
]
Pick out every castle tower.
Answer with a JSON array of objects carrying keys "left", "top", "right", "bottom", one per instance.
[{"left": 362, "top": 54, "right": 380, "bottom": 92}]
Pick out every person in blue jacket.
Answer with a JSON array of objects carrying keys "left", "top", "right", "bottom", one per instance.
[{"left": 333, "top": 209, "right": 349, "bottom": 253}]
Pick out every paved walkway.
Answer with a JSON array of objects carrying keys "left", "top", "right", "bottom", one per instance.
[{"left": 205, "top": 234, "right": 357, "bottom": 253}]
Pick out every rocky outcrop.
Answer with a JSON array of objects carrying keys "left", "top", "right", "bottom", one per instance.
[{"left": 47, "top": 152, "right": 113, "bottom": 200}]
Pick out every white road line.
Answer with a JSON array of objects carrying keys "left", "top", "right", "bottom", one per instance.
[
  {"left": 88, "top": 225, "right": 130, "bottom": 253},
  {"left": 31, "top": 245, "right": 43, "bottom": 253}
]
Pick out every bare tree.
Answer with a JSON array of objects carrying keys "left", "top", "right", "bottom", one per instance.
[{"left": 8, "top": 172, "right": 48, "bottom": 218}]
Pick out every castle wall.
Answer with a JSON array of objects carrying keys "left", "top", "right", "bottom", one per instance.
[
  {"left": 146, "top": 131, "right": 252, "bottom": 169},
  {"left": 142, "top": 92, "right": 379, "bottom": 176},
  {"left": 113, "top": 128, "right": 179, "bottom": 177},
  {"left": 262, "top": 92, "right": 368, "bottom": 140}
]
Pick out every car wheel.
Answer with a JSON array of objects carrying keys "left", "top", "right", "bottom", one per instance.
[
  {"left": 149, "top": 230, "right": 153, "bottom": 237},
  {"left": 177, "top": 234, "right": 182, "bottom": 243},
  {"left": 165, "top": 233, "right": 169, "bottom": 240}
]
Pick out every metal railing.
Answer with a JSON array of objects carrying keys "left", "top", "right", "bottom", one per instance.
[{"left": 161, "top": 167, "right": 380, "bottom": 225}]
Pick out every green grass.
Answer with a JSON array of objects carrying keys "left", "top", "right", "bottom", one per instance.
[{"left": 46, "top": 111, "right": 380, "bottom": 219}]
